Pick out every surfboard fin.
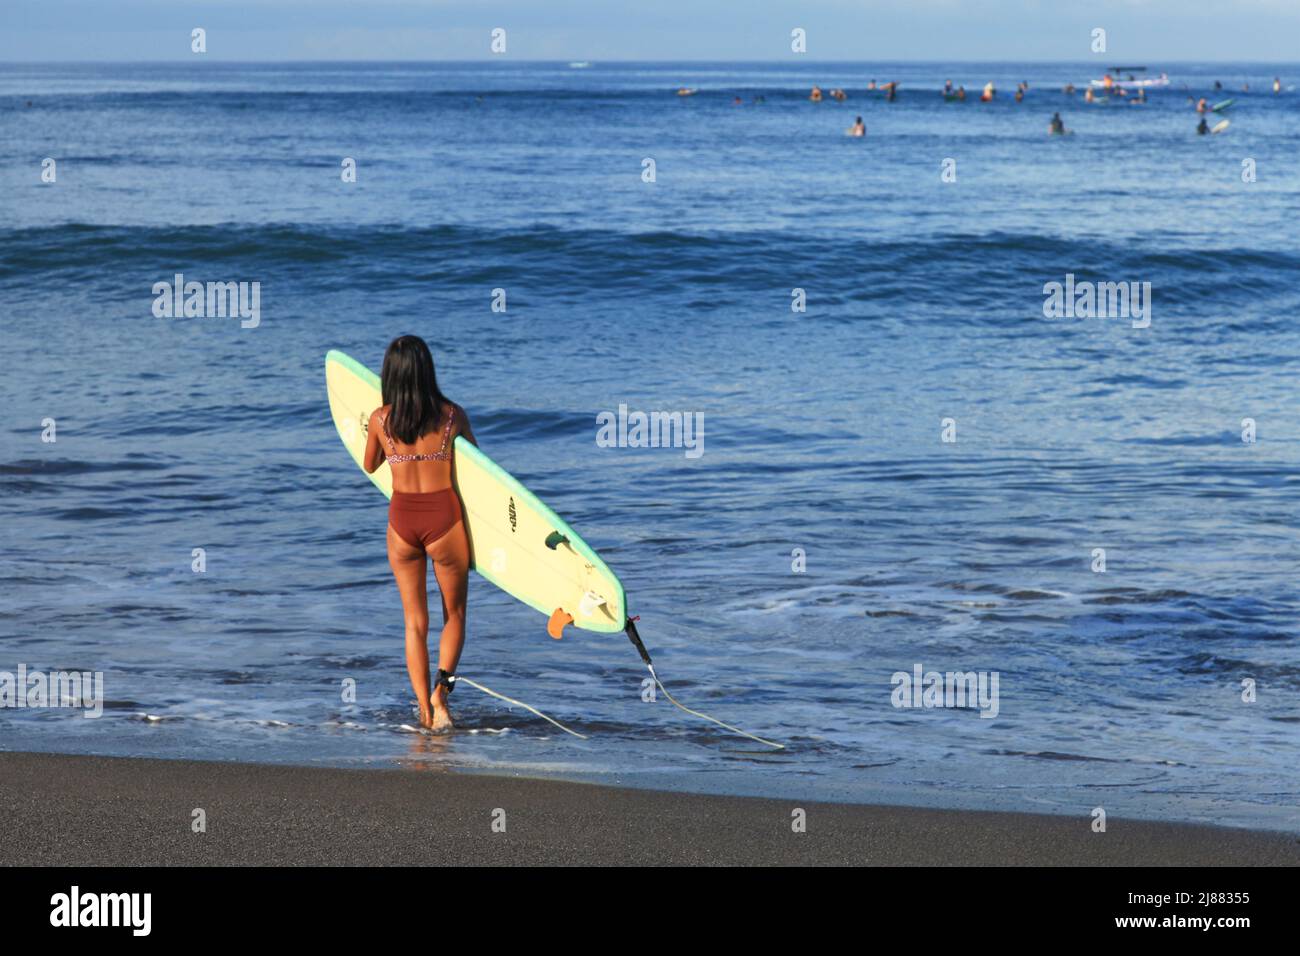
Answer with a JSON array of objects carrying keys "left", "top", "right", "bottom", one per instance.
[{"left": 547, "top": 608, "right": 573, "bottom": 640}]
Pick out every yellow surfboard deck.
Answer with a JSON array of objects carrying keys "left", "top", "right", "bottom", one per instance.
[{"left": 325, "top": 350, "right": 626, "bottom": 635}]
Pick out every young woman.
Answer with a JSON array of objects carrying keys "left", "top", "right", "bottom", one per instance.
[{"left": 363, "top": 335, "right": 476, "bottom": 731}]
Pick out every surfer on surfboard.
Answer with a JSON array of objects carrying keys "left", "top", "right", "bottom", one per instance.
[{"left": 363, "top": 335, "right": 478, "bottom": 732}]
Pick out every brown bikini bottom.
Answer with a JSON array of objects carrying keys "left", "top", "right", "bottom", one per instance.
[{"left": 389, "top": 488, "right": 462, "bottom": 550}]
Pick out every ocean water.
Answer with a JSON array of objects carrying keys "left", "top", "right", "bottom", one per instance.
[{"left": 2, "top": 61, "right": 1299, "bottom": 832}]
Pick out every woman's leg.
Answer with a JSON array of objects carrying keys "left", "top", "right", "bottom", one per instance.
[
  {"left": 426, "top": 520, "right": 470, "bottom": 725},
  {"left": 387, "top": 524, "right": 433, "bottom": 728}
]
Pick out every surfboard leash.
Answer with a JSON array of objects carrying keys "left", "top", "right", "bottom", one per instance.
[
  {"left": 449, "top": 675, "right": 589, "bottom": 739},
  {"left": 624, "top": 618, "right": 785, "bottom": 750},
  {"left": 438, "top": 622, "right": 784, "bottom": 749}
]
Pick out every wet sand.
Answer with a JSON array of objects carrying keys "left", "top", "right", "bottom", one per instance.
[{"left": 1, "top": 751, "right": 1296, "bottom": 866}]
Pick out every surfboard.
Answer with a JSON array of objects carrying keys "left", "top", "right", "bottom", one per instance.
[
  {"left": 1211, "top": 99, "right": 1234, "bottom": 112},
  {"left": 1211, "top": 119, "right": 1230, "bottom": 134},
  {"left": 325, "top": 350, "right": 627, "bottom": 635}
]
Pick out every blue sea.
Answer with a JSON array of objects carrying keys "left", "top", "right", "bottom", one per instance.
[{"left": 2, "top": 61, "right": 1298, "bottom": 832}]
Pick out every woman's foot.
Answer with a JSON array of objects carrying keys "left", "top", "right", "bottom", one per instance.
[
  {"left": 429, "top": 685, "right": 454, "bottom": 731},
  {"left": 417, "top": 704, "right": 436, "bottom": 730}
]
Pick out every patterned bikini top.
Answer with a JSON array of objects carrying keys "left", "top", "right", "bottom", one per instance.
[{"left": 382, "top": 406, "right": 455, "bottom": 464}]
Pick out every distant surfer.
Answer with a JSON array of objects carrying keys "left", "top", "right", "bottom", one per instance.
[
  {"left": 363, "top": 335, "right": 478, "bottom": 732},
  {"left": 1197, "top": 116, "right": 1210, "bottom": 135},
  {"left": 867, "top": 79, "right": 877, "bottom": 90},
  {"left": 1274, "top": 77, "right": 1282, "bottom": 94},
  {"left": 1084, "top": 87, "right": 1096, "bottom": 103},
  {"left": 831, "top": 88, "right": 847, "bottom": 101},
  {"left": 810, "top": 85, "right": 823, "bottom": 102},
  {"left": 847, "top": 115, "right": 865, "bottom": 137},
  {"left": 883, "top": 81, "right": 898, "bottom": 101},
  {"left": 944, "top": 79, "right": 953, "bottom": 94},
  {"left": 1015, "top": 88, "right": 1024, "bottom": 103},
  {"left": 1062, "top": 82, "right": 1076, "bottom": 94},
  {"left": 955, "top": 85, "right": 966, "bottom": 100},
  {"left": 1195, "top": 97, "right": 1208, "bottom": 113},
  {"left": 1049, "top": 112, "right": 1067, "bottom": 135},
  {"left": 980, "top": 81, "right": 995, "bottom": 102}
]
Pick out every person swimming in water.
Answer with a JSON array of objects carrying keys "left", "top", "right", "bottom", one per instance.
[
  {"left": 1049, "top": 112, "right": 1066, "bottom": 135},
  {"left": 1274, "top": 77, "right": 1282, "bottom": 94},
  {"left": 944, "top": 79, "right": 953, "bottom": 94},
  {"left": 956, "top": 85, "right": 966, "bottom": 100},
  {"left": 867, "top": 79, "right": 877, "bottom": 90},
  {"left": 1197, "top": 116, "right": 1210, "bottom": 135},
  {"left": 810, "top": 85, "right": 823, "bottom": 102},
  {"left": 1063, "top": 82, "right": 1076, "bottom": 94},
  {"left": 363, "top": 335, "right": 477, "bottom": 731},
  {"left": 980, "top": 81, "right": 996, "bottom": 101},
  {"left": 1195, "top": 97, "right": 1208, "bottom": 112},
  {"left": 848, "top": 116, "right": 865, "bottom": 137},
  {"left": 1015, "top": 88, "right": 1024, "bottom": 103}
]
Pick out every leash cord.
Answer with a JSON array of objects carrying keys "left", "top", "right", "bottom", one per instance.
[
  {"left": 647, "top": 664, "right": 785, "bottom": 750},
  {"left": 450, "top": 675, "right": 589, "bottom": 739},
  {"left": 446, "top": 619, "right": 785, "bottom": 751}
]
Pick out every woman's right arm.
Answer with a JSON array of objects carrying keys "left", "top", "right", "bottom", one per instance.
[{"left": 456, "top": 405, "right": 478, "bottom": 447}]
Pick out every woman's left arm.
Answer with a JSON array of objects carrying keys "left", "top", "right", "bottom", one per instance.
[{"left": 363, "top": 408, "right": 386, "bottom": 473}]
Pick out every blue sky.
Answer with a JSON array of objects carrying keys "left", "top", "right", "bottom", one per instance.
[{"left": 3, "top": 0, "right": 1298, "bottom": 61}]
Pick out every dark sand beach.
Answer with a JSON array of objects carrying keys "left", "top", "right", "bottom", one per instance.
[{"left": 2, "top": 752, "right": 1296, "bottom": 866}]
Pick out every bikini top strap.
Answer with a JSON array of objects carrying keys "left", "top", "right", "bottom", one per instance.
[
  {"left": 437, "top": 405, "right": 456, "bottom": 456},
  {"left": 380, "top": 412, "right": 396, "bottom": 452}
]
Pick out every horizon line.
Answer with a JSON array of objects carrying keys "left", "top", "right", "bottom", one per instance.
[{"left": 3, "top": 57, "right": 1298, "bottom": 66}]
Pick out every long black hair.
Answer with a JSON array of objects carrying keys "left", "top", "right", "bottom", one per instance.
[{"left": 380, "top": 335, "right": 448, "bottom": 445}]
